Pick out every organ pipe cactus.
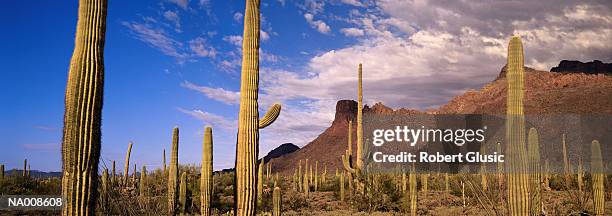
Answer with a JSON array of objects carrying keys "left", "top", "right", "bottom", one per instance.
[
  {"left": 234, "top": 1, "right": 282, "bottom": 214},
  {"left": 201, "top": 127, "right": 213, "bottom": 216},
  {"left": 60, "top": 0, "right": 107, "bottom": 214},
  {"left": 179, "top": 172, "right": 187, "bottom": 214},
  {"left": 527, "top": 128, "right": 541, "bottom": 216},
  {"left": 168, "top": 127, "right": 180, "bottom": 215},
  {"left": 505, "top": 36, "right": 529, "bottom": 216},
  {"left": 591, "top": 140, "right": 604, "bottom": 216},
  {"left": 273, "top": 187, "right": 281, "bottom": 216},
  {"left": 124, "top": 142, "right": 133, "bottom": 185}
]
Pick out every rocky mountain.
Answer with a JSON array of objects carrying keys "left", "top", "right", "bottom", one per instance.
[
  {"left": 269, "top": 62, "right": 612, "bottom": 175},
  {"left": 550, "top": 60, "right": 611, "bottom": 75},
  {"left": 262, "top": 143, "right": 299, "bottom": 163}
]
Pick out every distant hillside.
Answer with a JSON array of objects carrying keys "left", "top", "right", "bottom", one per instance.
[
  {"left": 4, "top": 169, "right": 62, "bottom": 178},
  {"left": 270, "top": 62, "right": 612, "bottom": 175},
  {"left": 550, "top": 60, "right": 611, "bottom": 75}
]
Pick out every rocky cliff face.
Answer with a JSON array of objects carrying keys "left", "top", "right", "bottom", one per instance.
[
  {"left": 269, "top": 62, "right": 612, "bottom": 175},
  {"left": 550, "top": 60, "right": 611, "bottom": 75}
]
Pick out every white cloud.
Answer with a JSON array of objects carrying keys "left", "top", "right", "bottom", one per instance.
[
  {"left": 163, "top": 10, "right": 181, "bottom": 32},
  {"left": 181, "top": 81, "right": 240, "bottom": 105},
  {"left": 188, "top": 37, "right": 217, "bottom": 58},
  {"left": 340, "top": 27, "right": 364, "bottom": 37},
  {"left": 341, "top": 0, "right": 364, "bottom": 7},
  {"left": 260, "top": 30, "right": 270, "bottom": 41},
  {"left": 122, "top": 21, "right": 188, "bottom": 61},
  {"left": 168, "top": 0, "right": 189, "bottom": 10},
  {"left": 177, "top": 108, "right": 236, "bottom": 130},
  {"left": 233, "top": 12, "right": 243, "bottom": 22},
  {"left": 304, "top": 13, "right": 331, "bottom": 34},
  {"left": 222, "top": 35, "right": 243, "bottom": 46}
]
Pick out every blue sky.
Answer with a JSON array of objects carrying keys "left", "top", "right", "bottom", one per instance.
[{"left": 1, "top": 0, "right": 610, "bottom": 172}]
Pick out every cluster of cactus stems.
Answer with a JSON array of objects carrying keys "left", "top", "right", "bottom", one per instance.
[
  {"left": 272, "top": 187, "right": 281, "bottom": 216},
  {"left": 124, "top": 142, "right": 133, "bottom": 185},
  {"left": 201, "top": 127, "right": 213, "bottom": 216},
  {"left": 60, "top": 0, "right": 107, "bottom": 214},
  {"left": 505, "top": 36, "right": 530, "bottom": 216},
  {"left": 527, "top": 128, "right": 541, "bottom": 215},
  {"left": 179, "top": 172, "right": 187, "bottom": 214},
  {"left": 591, "top": 140, "right": 604, "bottom": 216},
  {"left": 234, "top": 0, "right": 282, "bottom": 214},
  {"left": 168, "top": 127, "right": 180, "bottom": 215}
]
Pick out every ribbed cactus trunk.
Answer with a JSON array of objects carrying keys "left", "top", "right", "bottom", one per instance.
[
  {"left": 100, "top": 168, "right": 109, "bottom": 212},
  {"left": 0, "top": 164, "right": 4, "bottom": 181},
  {"left": 562, "top": 134, "right": 572, "bottom": 188},
  {"left": 505, "top": 36, "right": 529, "bottom": 216},
  {"left": 140, "top": 166, "right": 147, "bottom": 198},
  {"left": 340, "top": 171, "right": 345, "bottom": 201},
  {"left": 23, "top": 159, "right": 27, "bottom": 177},
  {"left": 60, "top": 0, "right": 107, "bottom": 214},
  {"left": 124, "top": 142, "right": 133, "bottom": 185},
  {"left": 315, "top": 161, "right": 318, "bottom": 191},
  {"left": 409, "top": 164, "right": 417, "bottom": 216},
  {"left": 527, "top": 128, "right": 541, "bottom": 216},
  {"left": 168, "top": 127, "right": 180, "bottom": 215},
  {"left": 273, "top": 187, "right": 281, "bottom": 216},
  {"left": 201, "top": 127, "right": 213, "bottom": 216},
  {"left": 591, "top": 140, "right": 604, "bottom": 216},
  {"left": 179, "top": 172, "right": 187, "bottom": 214},
  {"left": 235, "top": 0, "right": 281, "bottom": 214},
  {"left": 257, "top": 161, "right": 264, "bottom": 202},
  {"left": 163, "top": 149, "right": 167, "bottom": 176},
  {"left": 297, "top": 160, "right": 302, "bottom": 192},
  {"left": 356, "top": 64, "right": 364, "bottom": 169},
  {"left": 303, "top": 166, "right": 309, "bottom": 197}
]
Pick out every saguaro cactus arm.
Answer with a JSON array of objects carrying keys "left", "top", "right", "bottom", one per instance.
[{"left": 259, "top": 103, "right": 282, "bottom": 129}]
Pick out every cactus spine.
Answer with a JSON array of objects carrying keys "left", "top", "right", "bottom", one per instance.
[
  {"left": 234, "top": 1, "right": 282, "bottom": 214},
  {"left": 505, "top": 36, "right": 529, "bottom": 216},
  {"left": 591, "top": 140, "right": 604, "bottom": 216},
  {"left": 527, "top": 128, "right": 541, "bottom": 216},
  {"left": 60, "top": 0, "right": 107, "bottom": 214},
  {"left": 168, "top": 127, "right": 179, "bottom": 215},
  {"left": 124, "top": 142, "right": 133, "bottom": 185},
  {"left": 201, "top": 127, "right": 213, "bottom": 216},
  {"left": 273, "top": 187, "right": 281, "bottom": 216},
  {"left": 179, "top": 172, "right": 187, "bottom": 214}
]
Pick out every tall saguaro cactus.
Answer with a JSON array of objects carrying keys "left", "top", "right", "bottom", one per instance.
[
  {"left": 61, "top": 0, "right": 107, "bottom": 214},
  {"left": 201, "top": 127, "right": 213, "bottom": 216},
  {"left": 342, "top": 64, "right": 365, "bottom": 192},
  {"left": 273, "top": 187, "right": 281, "bottom": 216},
  {"left": 179, "top": 172, "right": 187, "bottom": 214},
  {"left": 0, "top": 164, "right": 4, "bottom": 181},
  {"left": 505, "top": 36, "right": 529, "bottom": 216},
  {"left": 23, "top": 159, "right": 27, "bottom": 177},
  {"left": 527, "top": 128, "right": 541, "bottom": 216},
  {"left": 124, "top": 142, "right": 133, "bottom": 185},
  {"left": 168, "top": 127, "right": 180, "bottom": 215},
  {"left": 234, "top": 1, "right": 282, "bottom": 215},
  {"left": 140, "top": 166, "right": 148, "bottom": 198},
  {"left": 591, "top": 140, "right": 604, "bottom": 216},
  {"left": 163, "top": 149, "right": 167, "bottom": 176}
]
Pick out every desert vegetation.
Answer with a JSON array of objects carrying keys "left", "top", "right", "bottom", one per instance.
[{"left": 1, "top": 0, "right": 610, "bottom": 216}]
